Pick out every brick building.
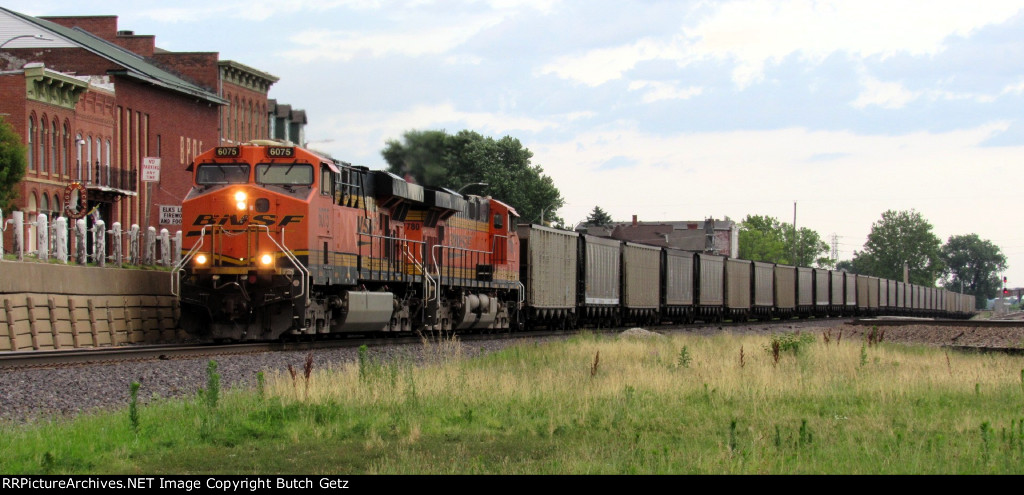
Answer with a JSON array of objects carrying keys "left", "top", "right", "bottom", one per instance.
[{"left": 0, "top": 7, "right": 297, "bottom": 250}]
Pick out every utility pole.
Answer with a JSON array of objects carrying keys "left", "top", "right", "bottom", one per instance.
[{"left": 792, "top": 201, "right": 797, "bottom": 264}]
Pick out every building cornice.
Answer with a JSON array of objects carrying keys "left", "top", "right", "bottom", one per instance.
[
  {"left": 218, "top": 60, "right": 278, "bottom": 94},
  {"left": 23, "top": 63, "right": 88, "bottom": 109}
]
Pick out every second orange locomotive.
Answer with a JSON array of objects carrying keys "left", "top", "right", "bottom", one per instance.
[{"left": 175, "top": 141, "right": 521, "bottom": 340}]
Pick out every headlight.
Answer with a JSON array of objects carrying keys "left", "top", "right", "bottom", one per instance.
[
  {"left": 234, "top": 191, "right": 247, "bottom": 202},
  {"left": 235, "top": 191, "right": 247, "bottom": 211},
  {"left": 195, "top": 254, "right": 208, "bottom": 265},
  {"left": 260, "top": 253, "right": 273, "bottom": 266}
]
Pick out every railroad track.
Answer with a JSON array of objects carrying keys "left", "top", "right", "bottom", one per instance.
[{"left": 0, "top": 329, "right": 575, "bottom": 370}]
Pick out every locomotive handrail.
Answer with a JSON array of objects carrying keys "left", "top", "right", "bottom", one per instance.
[
  {"left": 431, "top": 244, "right": 493, "bottom": 285},
  {"left": 403, "top": 244, "right": 437, "bottom": 304},
  {"left": 266, "top": 225, "right": 310, "bottom": 306},
  {"left": 171, "top": 224, "right": 209, "bottom": 297}
]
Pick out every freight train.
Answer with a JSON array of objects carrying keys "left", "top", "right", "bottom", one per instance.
[{"left": 173, "top": 141, "right": 974, "bottom": 341}]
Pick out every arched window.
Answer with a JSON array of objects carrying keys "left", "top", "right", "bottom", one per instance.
[
  {"left": 38, "top": 117, "right": 46, "bottom": 173},
  {"left": 62, "top": 122, "right": 70, "bottom": 176},
  {"left": 95, "top": 139, "right": 101, "bottom": 184},
  {"left": 75, "top": 133, "right": 83, "bottom": 180},
  {"left": 27, "top": 117, "right": 34, "bottom": 171},
  {"left": 54, "top": 194, "right": 61, "bottom": 217},
  {"left": 86, "top": 136, "right": 92, "bottom": 182},
  {"left": 50, "top": 121, "right": 58, "bottom": 175},
  {"left": 248, "top": 101, "right": 253, "bottom": 142},
  {"left": 41, "top": 194, "right": 49, "bottom": 217}
]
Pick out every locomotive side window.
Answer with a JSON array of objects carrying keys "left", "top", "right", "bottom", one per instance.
[
  {"left": 493, "top": 213, "right": 503, "bottom": 230},
  {"left": 320, "top": 164, "right": 333, "bottom": 196},
  {"left": 255, "top": 163, "right": 313, "bottom": 185},
  {"left": 196, "top": 163, "right": 250, "bottom": 184}
]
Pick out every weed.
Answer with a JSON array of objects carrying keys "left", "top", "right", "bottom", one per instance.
[
  {"left": 822, "top": 330, "right": 831, "bottom": 346},
  {"left": 728, "top": 419, "right": 738, "bottom": 453},
  {"left": 358, "top": 345, "right": 369, "bottom": 382},
  {"left": 860, "top": 344, "right": 867, "bottom": 368},
  {"left": 303, "top": 352, "right": 314, "bottom": 401},
  {"left": 256, "top": 371, "right": 265, "bottom": 401},
  {"left": 129, "top": 381, "right": 141, "bottom": 433},
  {"left": 739, "top": 345, "right": 745, "bottom": 369},
  {"left": 765, "top": 332, "right": 814, "bottom": 365},
  {"left": 866, "top": 326, "right": 885, "bottom": 347},
  {"left": 590, "top": 350, "right": 600, "bottom": 378},
  {"left": 798, "top": 419, "right": 812, "bottom": 446},
  {"left": 677, "top": 346, "right": 691, "bottom": 369},
  {"left": 40, "top": 452, "right": 55, "bottom": 474},
  {"left": 980, "top": 421, "right": 992, "bottom": 461},
  {"left": 946, "top": 351, "right": 953, "bottom": 377},
  {"left": 205, "top": 360, "right": 220, "bottom": 410},
  {"left": 287, "top": 364, "right": 298, "bottom": 397}
]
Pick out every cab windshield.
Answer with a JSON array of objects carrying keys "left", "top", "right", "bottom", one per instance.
[
  {"left": 196, "top": 163, "right": 250, "bottom": 184},
  {"left": 255, "top": 163, "right": 314, "bottom": 186}
]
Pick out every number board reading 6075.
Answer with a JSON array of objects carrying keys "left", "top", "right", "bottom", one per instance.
[{"left": 266, "top": 146, "right": 294, "bottom": 158}]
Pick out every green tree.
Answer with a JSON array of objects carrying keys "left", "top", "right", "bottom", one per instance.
[
  {"left": 738, "top": 214, "right": 832, "bottom": 267},
  {"left": 941, "top": 234, "right": 1007, "bottom": 309},
  {"left": 382, "top": 130, "right": 563, "bottom": 226},
  {"left": 0, "top": 116, "right": 27, "bottom": 213},
  {"left": 585, "top": 206, "right": 613, "bottom": 227},
  {"left": 739, "top": 215, "right": 788, "bottom": 263},
  {"left": 851, "top": 209, "right": 944, "bottom": 286}
]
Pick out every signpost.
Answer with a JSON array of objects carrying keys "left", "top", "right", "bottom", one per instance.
[{"left": 141, "top": 157, "right": 160, "bottom": 228}]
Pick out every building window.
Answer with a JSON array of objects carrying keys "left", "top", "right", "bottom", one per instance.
[
  {"left": 27, "top": 117, "right": 34, "bottom": 171},
  {"left": 38, "top": 117, "right": 46, "bottom": 173},
  {"left": 50, "top": 121, "right": 58, "bottom": 175},
  {"left": 41, "top": 194, "right": 49, "bottom": 218},
  {"left": 54, "top": 193, "right": 61, "bottom": 217},
  {"left": 62, "top": 122, "right": 70, "bottom": 176},
  {"left": 86, "top": 136, "right": 92, "bottom": 182},
  {"left": 75, "top": 133, "right": 83, "bottom": 180}
]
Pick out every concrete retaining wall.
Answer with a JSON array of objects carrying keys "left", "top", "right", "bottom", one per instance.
[{"left": 0, "top": 262, "right": 183, "bottom": 351}]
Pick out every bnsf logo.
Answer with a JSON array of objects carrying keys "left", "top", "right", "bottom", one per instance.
[{"left": 192, "top": 214, "right": 303, "bottom": 227}]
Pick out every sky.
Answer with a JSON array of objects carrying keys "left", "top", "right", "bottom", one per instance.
[{"left": 7, "top": 0, "right": 1024, "bottom": 289}]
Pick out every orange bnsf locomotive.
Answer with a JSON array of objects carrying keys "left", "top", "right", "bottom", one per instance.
[{"left": 174, "top": 141, "right": 521, "bottom": 340}]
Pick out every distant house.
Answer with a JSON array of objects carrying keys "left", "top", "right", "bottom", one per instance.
[{"left": 577, "top": 215, "right": 738, "bottom": 258}]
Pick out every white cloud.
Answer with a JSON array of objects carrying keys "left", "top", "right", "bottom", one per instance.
[
  {"left": 310, "top": 102, "right": 561, "bottom": 161},
  {"left": 280, "top": 13, "right": 506, "bottom": 62},
  {"left": 628, "top": 80, "right": 703, "bottom": 103},
  {"left": 542, "top": 0, "right": 1024, "bottom": 87},
  {"left": 530, "top": 122, "right": 1018, "bottom": 236},
  {"left": 851, "top": 76, "right": 919, "bottom": 109},
  {"left": 538, "top": 37, "right": 683, "bottom": 87}
]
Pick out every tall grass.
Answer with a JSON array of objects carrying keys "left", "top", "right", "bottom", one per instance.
[{"left": 2, "top": 331, "right": 1024, "bottom": 474}]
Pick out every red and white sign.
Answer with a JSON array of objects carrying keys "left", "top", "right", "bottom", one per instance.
[{"left": 142, "top": 157, "right": 161, "bottom": 182}]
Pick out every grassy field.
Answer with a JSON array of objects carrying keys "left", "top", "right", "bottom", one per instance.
[{"left": 2, "top": 329, "right": 1024, "bottom": 474}]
